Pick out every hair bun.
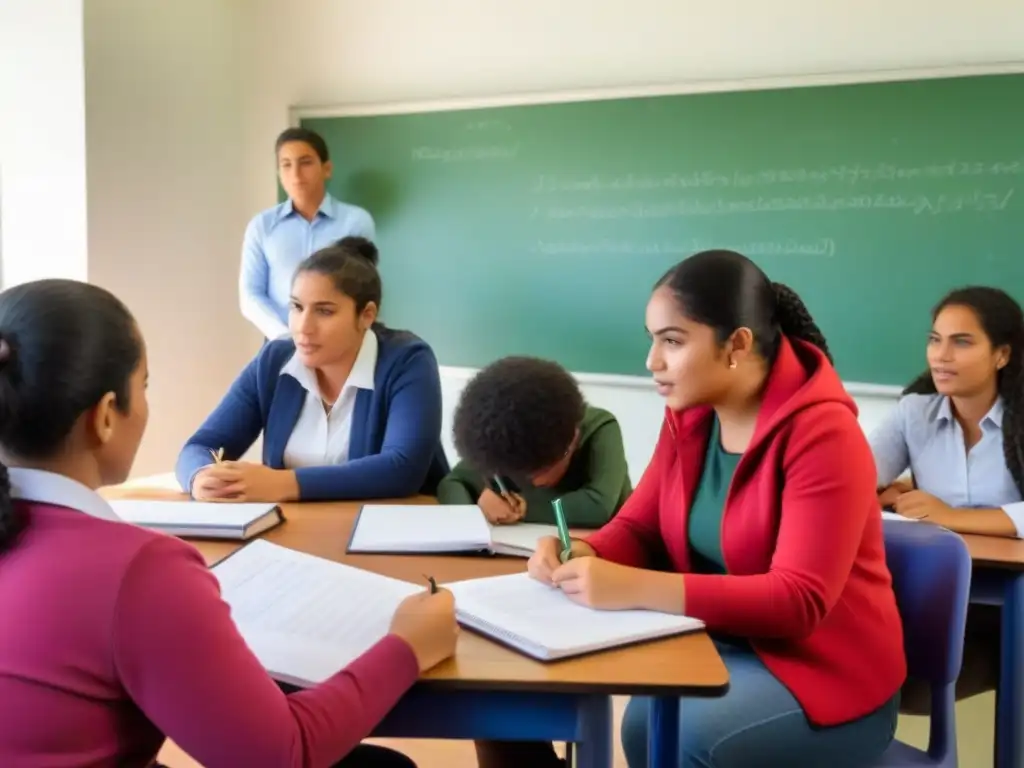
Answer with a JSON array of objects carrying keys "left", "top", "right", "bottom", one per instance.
[{"left": 335, "top": 236, "right": 379, "bottom": 267}]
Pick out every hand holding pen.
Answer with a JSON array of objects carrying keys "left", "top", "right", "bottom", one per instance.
[{"left": 388, "top": 574, "right": 458, "bottom": 673}]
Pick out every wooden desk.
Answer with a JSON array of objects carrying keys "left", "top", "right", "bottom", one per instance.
[
  {"left": 963, "top": 533, "right": 1024, "bottom": 570},
  {"left": 103, "top": 488, "right": 728, "bottom": 768}
]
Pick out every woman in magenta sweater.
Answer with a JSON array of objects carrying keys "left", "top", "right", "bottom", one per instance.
[
  {"left": 0, "top": 279, "right": 457, "bottom": 768},
  {"left": 477, "top": 250, "right": 905, "bottom": 768}
]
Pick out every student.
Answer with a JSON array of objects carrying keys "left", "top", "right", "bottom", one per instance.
[
  {"left": 0, "top": 278, "right": 458, "bottom": 767},
  {"left": 869, "top": 285, "right": 1024, "bottom": 714},
  {"left": 240, "top": 127, "right": 376, "bottom": 340},
  {"left": 177, "top": 238, "right": 449, "bottom": 502},
  {"left": 477, "top": 250, "right": 905, "bottom": 768},
  {"left": 437, "top": 356, "right": 631, "bottom": 527}
]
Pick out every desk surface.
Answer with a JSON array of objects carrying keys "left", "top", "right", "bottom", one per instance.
[
  {"left": 101, "top": 486, "right": 729, "bottom": 696},
  {"left": 963, "top": 533, "right": 1024, "bottom": 570}
]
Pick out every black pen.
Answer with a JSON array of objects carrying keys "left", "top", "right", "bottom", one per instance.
[{"left": 424, "top": 574, "right": 438, "bottom": 594}]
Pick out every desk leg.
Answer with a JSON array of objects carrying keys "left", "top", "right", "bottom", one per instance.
[
  {"left": 647, "top": 696, "right": 679, "bottom": 768},
  {"left": 573, "top": 695, "right": 613, "bottom": 768},
  {"left": 998, "top": 574, "right": 1024, "bottom": 768}
]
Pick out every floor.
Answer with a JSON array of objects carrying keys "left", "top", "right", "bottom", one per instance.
[{"left": 157, "top": 692, "right": 997, "bottom": 767}]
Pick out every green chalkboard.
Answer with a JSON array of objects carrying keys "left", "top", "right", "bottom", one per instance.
[{"left": 302, "top": 73, "right": 1024, "bottom": 386}]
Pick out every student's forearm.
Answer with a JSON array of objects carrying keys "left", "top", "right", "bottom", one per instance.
[
  {"left": 933, "top": 507, "right": 1019, "bottom": 538},
  {"left": 632, "top": 569, "right": 687, "bottom": 614}
]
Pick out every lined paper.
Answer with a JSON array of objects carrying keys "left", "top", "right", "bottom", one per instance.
[
  {"left": 213, "top": 540, "right": 421, "bottom": 686},
  {"left": 446, "top": 572, "right": 704, "bottom": 660}
]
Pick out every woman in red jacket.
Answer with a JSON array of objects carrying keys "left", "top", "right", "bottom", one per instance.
[{"left": 477, "top": 250, "right": 905, "bottom": 768}]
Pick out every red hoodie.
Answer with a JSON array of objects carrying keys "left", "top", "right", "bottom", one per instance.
[{"left": 586, "top": 336, "right": 906, "bottom": 726}]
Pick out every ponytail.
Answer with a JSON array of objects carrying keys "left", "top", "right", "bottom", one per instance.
[{"left": 772, "top": 282, "right": 833, "bottom": 364}]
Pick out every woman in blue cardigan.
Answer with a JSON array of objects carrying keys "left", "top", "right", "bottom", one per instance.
[{"left": 176, "top": 237, "right": 449, "bottom": 502}]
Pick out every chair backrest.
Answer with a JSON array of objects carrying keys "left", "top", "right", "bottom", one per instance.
[{"left": 883, "top": 520, "right": 971, "bottom": 686}]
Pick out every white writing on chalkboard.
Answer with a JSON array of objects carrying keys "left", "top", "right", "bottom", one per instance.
[
  {"left": 530, "top": 160, "right": 1023, "bottom": 193},
  {"left": 530, "top": 239, "right": 836, "bottom": 258},
  {"left": 411, "top": 144, "right": 519, "bottom": 162},
  {"left": 534, "top": 190, "right": 1014, "bottom": 220}
]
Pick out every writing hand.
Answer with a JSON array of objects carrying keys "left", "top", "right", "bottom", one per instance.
[
  {"left": 478, "top": 488, "right": 520, "bottom": 525},
  {"left": 528, "top": 535, "right": 596, "bottom": 586},
  {"left": 550, "top": 556, "right": 642, "bottom": 610}
]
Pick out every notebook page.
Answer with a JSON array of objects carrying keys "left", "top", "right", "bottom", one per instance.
[
  {"left": 445, "top": 572, "right": 704, "bottom": 660},
  {"left": 489, "top": 523, "right": 559, "bottom": 554},
  {"left": 109, "top": 499, "right": 277, "bottom": 527},
  {"left": 213, "top": 540, "right": 421, "bottom": 686},
  {"left": 349, "top": 504, "right": 492, "bottom": 552}
]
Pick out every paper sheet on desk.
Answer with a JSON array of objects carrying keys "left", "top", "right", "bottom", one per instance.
[
  {"left": 882, "top": 511, "right": 919, "bottom": 522},
  {"left": 213, "top": 540, "right": 421, "bottom": 686}
]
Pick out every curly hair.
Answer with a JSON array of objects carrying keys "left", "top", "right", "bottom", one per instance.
[
  {"left": 655, "top": 250, "right": 831, "bottom": 363},
  {"left": 903, "top": 286, "right": 1024, "bottom": 497},
  {"left": 452, "top": 356, "right": 586, "bottom": 478}
]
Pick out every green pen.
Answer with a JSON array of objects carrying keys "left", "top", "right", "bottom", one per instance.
[
  {"left": 493, "top": 475, "right": 510, "bottom": 496},
  {"left": 552, "top": 498, "right": 573, "bottom": 563}
]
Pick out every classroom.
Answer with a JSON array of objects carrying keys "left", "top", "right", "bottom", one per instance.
[{"left": 1, "top": 1, "right": 1023, "bottom": 767}]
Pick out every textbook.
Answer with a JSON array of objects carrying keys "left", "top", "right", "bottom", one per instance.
[
  {"left": 108, "top": 499, "right": 285, "bottom": 540},
  {"left": 211, "top": 540, "right": 423, "bottom": 687},
  {"left": 446, "top": 571, "right": 706, "bottom": 661},
  {"left": 346, "top": 504, "right": 559, "bottom": 557}
]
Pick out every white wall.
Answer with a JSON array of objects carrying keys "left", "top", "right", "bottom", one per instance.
[
  {"left": 236, "top": 0, "right": 1024, "bottom": 474},
  {"left": 84, "top": 0, "right": 261, "bottom": 476},
  {"left": 0, "top": 0, "right": 88, "bottom": 285}
]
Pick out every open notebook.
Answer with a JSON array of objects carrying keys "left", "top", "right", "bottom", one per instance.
[
  {"left": 211, "top": 540, "right": 422, "bottom": 688},
  {"left": 108, "top": 499, "right": 284, "bottom": 540},
  {"left": 346, "top": 504, "right": 559, "bottom": 557},
  {"left": 446, "top": 572, "right": 705, "bottom": 661}
]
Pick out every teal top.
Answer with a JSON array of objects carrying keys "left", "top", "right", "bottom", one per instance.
[{"left": 688, "top": 416, "right": 742, "bottom": 574}]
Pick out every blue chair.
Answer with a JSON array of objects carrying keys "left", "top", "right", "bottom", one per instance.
[{"left": 874, "top": 520, "right": 972, "bottom": 767}]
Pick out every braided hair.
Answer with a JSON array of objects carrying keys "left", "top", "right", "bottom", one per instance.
[
  {"left": 656, "top": 250, "right": 832, "bottom": 363},
  {"left": 903, "top": 286, "right": 1024, "bottom": 497}
]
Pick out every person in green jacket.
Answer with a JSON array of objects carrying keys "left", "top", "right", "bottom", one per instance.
[{"left": 438, "top": 356, "right": 631, "bottom": 528}]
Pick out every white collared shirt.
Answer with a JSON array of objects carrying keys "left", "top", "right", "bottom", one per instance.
[
  {"left": 869, "top": 393, "right": 1024, "bottom": 537},
  {"left": 7, "top": 467, "right": 122, "bottom": 522},
  {"left": 281, "top": 329, "right": 378, "bottom": 469}
]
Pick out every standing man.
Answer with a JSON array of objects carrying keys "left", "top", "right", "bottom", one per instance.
[{"left": 239, "top": 127, "right": 375, "bottom": 339}]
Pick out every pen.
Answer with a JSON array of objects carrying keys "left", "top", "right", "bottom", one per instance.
[
  {"left": 552, "top": 498, "right": 573, "bottom": 563},
  {"left": 424, "top": 574, "right": 438, "bottom": 594},
  {"left": 493, "top": 475, "right": 510, "bottom": 496}
]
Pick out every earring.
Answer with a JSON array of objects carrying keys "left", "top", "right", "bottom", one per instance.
[{"left": 729, "top": 359, "right": 737, "bottom": 369}]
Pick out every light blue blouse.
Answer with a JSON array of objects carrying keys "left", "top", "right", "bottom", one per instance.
[{"left": 868, "top": 393, "right": 1024, "bottom": 538}]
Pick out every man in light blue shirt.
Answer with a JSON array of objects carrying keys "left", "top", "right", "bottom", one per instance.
[{"left": 239, "top": 127, "right": 375, "bottom": 339}]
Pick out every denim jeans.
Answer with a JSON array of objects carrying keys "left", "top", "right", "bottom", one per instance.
[{"left": 621, "top": 641, "right": 900, "bottom": 768}]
